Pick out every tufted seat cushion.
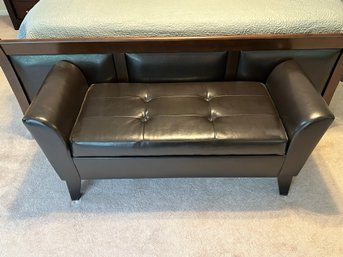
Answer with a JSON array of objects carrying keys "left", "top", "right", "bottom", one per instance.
[{"left": 70, "top": 82, "right": 288, "bottom": 157}]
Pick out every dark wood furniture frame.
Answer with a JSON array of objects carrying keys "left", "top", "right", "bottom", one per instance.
[
  {"left": 3, "top": 0, "right": 39, "bottom": 29},
  {"left": 1, "top": 33, "right": 343, "bottom": 114}
]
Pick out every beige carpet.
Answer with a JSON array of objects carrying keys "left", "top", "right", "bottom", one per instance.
[{"left": 0, "top": 15, "right": 343, "bottom": 257}]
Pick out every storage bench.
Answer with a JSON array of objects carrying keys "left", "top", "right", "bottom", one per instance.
[{"left": 22, "top": 60, "right": 334, "bottom": 200}]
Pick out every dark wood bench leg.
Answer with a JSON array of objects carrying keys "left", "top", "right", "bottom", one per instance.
[
  {"left": 278, "top": 175, "right": 293, "bottom": 195},
  {"left": 65, "top": 178, "right": 82, "bottom": 200}
]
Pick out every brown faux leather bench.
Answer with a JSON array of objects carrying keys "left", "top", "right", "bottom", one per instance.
[{"left": 22, "top": 60, "right": 334, "bottom": 200}]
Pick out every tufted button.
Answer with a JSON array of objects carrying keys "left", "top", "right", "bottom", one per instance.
[
  {"left": 141, "top": 116, "right": 150, "bottom": 122},
  {"left": 141, "top": 111, "right": 150, "bottom": 122},
  {"left": 208, "top": 110, "right": 218, "bottom": 122},
  {"left": 204, "top": 96, "right": 213, "bottom": 102},
  {"left": 142, "top": 94, "right": 152, "bottom": 103},
  {"left": 204, "top": 90, "right": 214, "bottom": 102}
]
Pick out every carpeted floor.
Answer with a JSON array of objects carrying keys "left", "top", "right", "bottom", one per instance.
[{"left": 0, "top": 15, "right": 343, "bottom": 257}]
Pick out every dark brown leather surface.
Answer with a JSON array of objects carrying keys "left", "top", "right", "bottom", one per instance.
[
  {"left": 70, "top": 81, "right": 288, "bottom": 157},
  {"left": 266, "top": 60, "right": 335, "bottom": 178},
  {"left": 74, "top": 156, "right": 285, "bottom": 179},
  {"left": 22, "top": 61, "right": 88, "bottom": 181},
  {"left": 237, "top": 49, "right": 340, "bottom": 93},
  {"left": 11, "top": 54, "right": 116, "bottom": 100},
  {"left": 126, "top": 52, "right": 227, "bottom": 82},
  {"left": 20, "top": 59, "right": 336, "bottom": 199},
  {"left": 9, "top": 50, "right": 340, "bottom": 106}
]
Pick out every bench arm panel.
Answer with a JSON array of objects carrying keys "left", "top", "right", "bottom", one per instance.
[
  {"left": 22, "top": 61, "right": 88, "bottom": 181},
  {"left": 266, "top": 60, "right": 334, "bottom": 177}
]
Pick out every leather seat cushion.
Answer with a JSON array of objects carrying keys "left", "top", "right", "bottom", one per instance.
[{"left": 70, "top": 82, "right": 288, "bottom": 157}]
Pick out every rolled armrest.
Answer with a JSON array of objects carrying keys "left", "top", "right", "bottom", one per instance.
[
  {"left": 23, "top": 61, "right": 88, "bottom": 142},
  {"left": 266, "top": 60, "right": 334, "bottom": 177},
  {"left": 22, "top": 61, "right": 88, "bottom": 181}
]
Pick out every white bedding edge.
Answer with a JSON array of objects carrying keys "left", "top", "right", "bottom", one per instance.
[{"left": 18, "top": 0, "right": 343, "bottom": 39}]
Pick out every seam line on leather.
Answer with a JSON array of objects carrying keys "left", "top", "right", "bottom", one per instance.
[
  {"left": 87, "top": 94, "right": 266, "bottom": 99},
  {"left": 142, "top": 101, "right": 147, "bottom": 141},
  {"left": 80, "top": 114, "right": 278, "bottom": 119}
]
